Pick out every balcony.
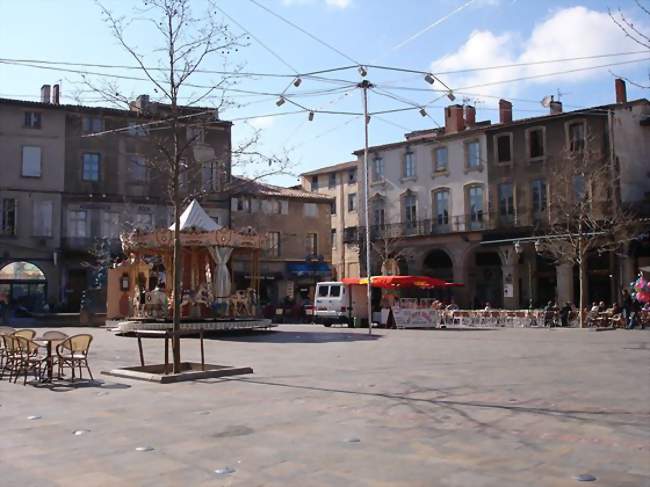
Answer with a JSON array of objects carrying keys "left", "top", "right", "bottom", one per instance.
[{"left": 343, "top": 209, "right": 544, "bottom": 243}]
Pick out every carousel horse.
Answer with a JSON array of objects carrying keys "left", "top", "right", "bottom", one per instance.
[
  {"left": 132, "top": 285, "right": 145, "bottom": 317},
  {"left": 228, "top": 288, "right": 257, "bottom": 317},
  {"left": 193, "top": 282, "right": 214, "bottom": 308}
]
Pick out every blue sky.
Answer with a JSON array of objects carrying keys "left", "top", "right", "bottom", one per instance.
[{"left": 1, "top": 0, "right": 648, "bottom": 186}]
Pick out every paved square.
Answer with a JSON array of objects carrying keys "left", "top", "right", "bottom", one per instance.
[{"left": 1, "top": 325, "right": 648, "bottom": 486}]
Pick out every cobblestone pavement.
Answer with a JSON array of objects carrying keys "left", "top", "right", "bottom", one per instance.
[{"left": 1, "top": 325, "right": 648, "bottom": 486}]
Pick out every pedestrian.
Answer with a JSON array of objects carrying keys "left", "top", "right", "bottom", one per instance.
[
  {"left": 559, "top": 302, "right": 573, "bottom": 327},
  {"left": 622, "top": 289, "right": 633, "bottom": 328},
  {"left": 627, "top": 296, "right": 643, "bottom": 329}
]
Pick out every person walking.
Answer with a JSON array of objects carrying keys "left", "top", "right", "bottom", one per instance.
[{"left": 622, "top": 289, "right": 633, "bottom": 328}]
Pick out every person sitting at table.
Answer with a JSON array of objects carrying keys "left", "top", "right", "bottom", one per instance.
[
  {"left": 590, "top": 302, "right": 599, "bottom": 313},
  {"left": 446, "top": 300, "right": 459, "bottom": 311},
  {"left": 598, "top": 301, "right": 607, "bottom": 312},
  {"left": 483, "top": 302, "right": 492, "bottom": 311}
]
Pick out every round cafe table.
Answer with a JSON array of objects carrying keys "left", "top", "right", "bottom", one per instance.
[{"left": 33, "top": 336, "right": 59, "bottom": 382}]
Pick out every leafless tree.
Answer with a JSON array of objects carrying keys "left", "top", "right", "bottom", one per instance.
[
  {"left": 537, "top": 133, "right": 642, "bottom": 327},
  {"left": 610, "top": 0, "right": 650, "bottom": 88},
  {"left": 89, "top": 0, "right": 290, "bottom": 372}
]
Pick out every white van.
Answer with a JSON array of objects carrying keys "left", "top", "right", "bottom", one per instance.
[{"left": 313, "top": 281, "right": 369, "bottom": 327}]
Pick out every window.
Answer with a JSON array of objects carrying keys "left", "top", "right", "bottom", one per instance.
[
  {"left": 348, "top": 169, "right": 357, "bottom": 184},
  {"left": 330, "top": 285, "right": 341, "bottom": 297},
  {"left": 305, "top": 233, "right": 318, "bottom": 255},
  {"left": 466, "top": 141, "right": 480, "bottom": 169},
  {"left": 82, "top": 153, "right": 100, "bottom": 182},
  {"left": 330, "top": 200, "right": 336, "bottom": 215},
  {"left": 1, "top": 199, "right": 17, "bottom": 236},
  {"left": 186, "top": 125, "right": 205, "bottom": 144},
  {"left": 266, "top": 231, "right": 280, "bottom": 257},
  {"left": 232, "top": 197, "right": 250, "bottom": 212},
  {"left": 304, "top": 202, "right": 318, "bottom": 217},
  {"left": 404, "top": 194, "right": 417, "bottom": 226},
  {"left": 403, "top": 151, "right": 415, "bottom": 178},
  {"left": 134, "top": 213, "right": 153, "bottom": 230},
  {"left": 569, "top": 122, "right": 585, "bottom": 152},
  {"left": 201, "top": 162, "right": 213, "bottom": 191},
  {"left": 347, "top": 193, "right": 356, "bottom": 212},
  {"left": 102, "top": 211, "right": 121, "bottom": 238},
  {"left": 331, "top": 228, "right": 337, "bottom": 249},
  {"left": 373, "top": 205, "right": 385, "bottom": 227},
  {"left": 128, "top": 121, "right": 148, "bottom": 136},
  {"left": 129, "top": 155, "right": 147, "bottom": 182},
  {"left": 467, "top": 186, "right": 484, "bottom": 223},
  {"left": 311, "top": 176, "right": 319, "bottom": 191},
  {"left": 318, "top": 285, "right": 329, "bottom": 297},
  {"left": 573, "top": 175, "right": 586, "bottom": 202},
  {"left": 498, "top": 182, "right": 514, "bottom": 218},
  {"left": 67, "top": 210, "right": 87, "bottom": 238},
  {"left": 372, "top": 156, "right": 384, "bottom": 181},
  {"left": 433, "top": 190, "right": 449, "bottom": 225},
  {"left": 531, "top": 179, "right": 547, "bottom": 213},
  {"left": 433, "top": 147, "right": 448, "bottom": 172},
  {"left": 528, "top": 128, "right": 544, "bottom": 159},
  {"left": 24, "top": 112, "right": 41, "bottom": 129},
  {"left": 496, "top": 135, "right": 511, "bottom": 163},
  {"left": 32, "top": 200, "right": 53, "bottom": 237},
  {"left": 328, "top": 173, "right": 336, "bottom": 188},
  {"left": 82, "top": 116, "right": 103, "bottom": 134},
  {"left": 21, "top": 146, "right": 42, "bottom": 177},
  {"left": 280, "top": 200, "right": 289, "bottom": 215}
]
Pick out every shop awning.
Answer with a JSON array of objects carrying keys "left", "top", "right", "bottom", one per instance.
[
  {"left": 287, "top": 262, "right": 331, "bottom": 277},
  {"left": 341, "top": 276, "right": 462, "bottom": 289}
]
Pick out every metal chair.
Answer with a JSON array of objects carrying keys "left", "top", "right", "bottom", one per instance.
[
  {"left": 56, "top": 334, "right": 94, "bottom": 381},
  {"left": 0, "top": 327, "right": 16, "bottom": 371}
]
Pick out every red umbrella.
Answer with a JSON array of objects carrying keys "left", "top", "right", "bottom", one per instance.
[{"left": 341, "top": 276, "right": 462, "bottom": 288}]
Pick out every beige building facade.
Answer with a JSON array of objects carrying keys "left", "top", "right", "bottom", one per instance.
[{"left": 301, "top": 161, "right": 361, "bottom": 279}]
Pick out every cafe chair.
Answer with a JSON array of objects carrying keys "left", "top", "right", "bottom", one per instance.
[
  {"left": 0, "top": 327, "right": 16, "bottom": 371},
  {"left": 56, "top": 334, "right": 94, "bottom": 381},
  {"left": 14, "top": 329, "right": 36, "bottom": 340},
  {"left": 12, "top": 335, "right": 46, "bottom": 385}
]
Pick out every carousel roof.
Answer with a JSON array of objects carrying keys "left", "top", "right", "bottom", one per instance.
[{"left": 170, "top": 200, "right": 221, "bottom": 231}]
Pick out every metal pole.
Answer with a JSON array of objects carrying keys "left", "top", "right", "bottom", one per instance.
[{"left": 360, "top": 80, "right": 373, "bottom": 335}]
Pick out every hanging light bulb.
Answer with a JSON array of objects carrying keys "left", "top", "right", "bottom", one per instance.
[
  {"left": 424, "top": 73, "right": 435, "bottom": 85},
  {"left": 293, "top": 77, "right": 302, "bottom": 88},
  {"left": 419, "top": 107, "right": 427, "bottom": 117},
  {"left": 308, "top": 111, "right": 315, "bottom": 121},
  {"left": 276, "top": 96, "right": 286, "bottom": 107},
  {"left": 358, "top": 66, "right": 368, "bottom": 77},
  {"left": 447, "top": 91, "right": 456, "bottom": 101}
]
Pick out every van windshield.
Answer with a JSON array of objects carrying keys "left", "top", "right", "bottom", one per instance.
[{"left": 317, "top": 286, "right": 329, "bottom": 297}]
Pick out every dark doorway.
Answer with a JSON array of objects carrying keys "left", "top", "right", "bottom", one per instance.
[
  {"left": 67, "top": 269, "right": 88, "bottom": 312},
  {"left": 473, "top": 252, "right": 503, "bottom": 308}
]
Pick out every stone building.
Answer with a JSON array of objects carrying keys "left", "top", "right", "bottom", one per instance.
[
  {"left": 229, "top": 178, "right": 333, "bottom": 305},
  {"left": 0, "top": 86, "right": 66, "bottom": 310},
  {"left": 346, "top": 80, "right": 649, "bottom": 309},
  {"left": 0, "top": 87, "right": 232, "bottom": 312},
  {"left": 300, "top": 161, "right": 361, "bottom": 279}
]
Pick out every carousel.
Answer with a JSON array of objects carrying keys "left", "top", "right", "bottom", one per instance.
[{"left": 107, "top": 200, "right": 273, "bottom": 333}]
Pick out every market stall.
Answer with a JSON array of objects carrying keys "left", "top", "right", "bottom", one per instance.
[{"left": 342, "top": 275, "right": 462, "bottom": 328}]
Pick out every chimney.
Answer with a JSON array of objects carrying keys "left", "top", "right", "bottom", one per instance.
[
  {"left": 549, "top": 97, "right": 563, "bottom": 115},
  {"left": 40, "top": 84, "right": 51, "bottom": 104},
  {"left": 464, "top": 105, "right": 476, "bottom": 127},
  {"left": 51, "top": 84, "right": 60, "bottom": 105},
  {"left": 444, "top": 104, "right": 465, "bottom": 134},
  {"left": 615, "top": 78, "right": 627, "bottom": 104},
  {"left": 132, "top": 94, "right": 150, "bottom": 113},
  {"left": 498, "top": 99, "right": 512, "bottom": 124}
]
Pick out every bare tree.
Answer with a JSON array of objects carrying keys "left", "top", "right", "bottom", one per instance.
[
  {"left": 89, "top": 0, "right": 289, "bottom": 372},
  {"left": 537, "top": 133, "right": 642, "bottom": 327},
  {"left": 610, "top": 0, "right": 650, "bottom": 88}
]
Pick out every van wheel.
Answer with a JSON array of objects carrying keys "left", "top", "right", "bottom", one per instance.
[{"left": 323, "top": 323, "right": 332, "bottom": 327}]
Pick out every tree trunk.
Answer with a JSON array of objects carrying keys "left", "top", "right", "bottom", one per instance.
[
  {"left": 579, "top": 257, "right": 585, "bottom": 328},
  {"left": 172, "top": 201, "right": 182, "bottom": 373}
]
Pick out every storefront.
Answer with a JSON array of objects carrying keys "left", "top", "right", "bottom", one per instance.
[
  {"left": 286, "top": 261, "right": 332, "bottom": 302},
  {"left": 0, "top": 261, "right": 48, "bottom": 312}
]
